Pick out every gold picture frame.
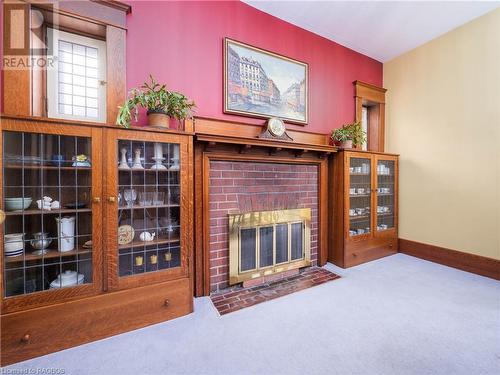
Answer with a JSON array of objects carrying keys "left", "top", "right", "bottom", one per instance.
[{"left": 224, "top": 38, "right": 309, "bottom": 125}]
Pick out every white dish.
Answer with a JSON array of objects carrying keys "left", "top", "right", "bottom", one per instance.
[
  {"left": 6, "top": 251, "right": 24, "bottom": 257},
  {"left": 50, "top": 270, "right": 84, "bottom": 289},
  {"left": 5, "top": 233, "right": 24, "bottom": 252}
]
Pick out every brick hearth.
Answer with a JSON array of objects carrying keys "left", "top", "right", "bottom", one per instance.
[
  {"left": 208, "top": 160, "right": 319, "bottom": 292},
  {"left": 210, "top": 267, "right": 340, "bottom": 315}
]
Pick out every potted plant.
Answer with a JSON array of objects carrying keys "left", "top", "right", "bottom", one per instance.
[
  {"left": 116, "top": 75, "right": 196, "bottom": 128},
  {"left": 330, "top": 121, "right": 366, "bottom": 149}
]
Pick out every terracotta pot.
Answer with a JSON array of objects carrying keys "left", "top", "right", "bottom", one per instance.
[
  {"left": 339, "top": 140, "right": 353, "bottom": 149},
  {"left": 147, "top": 110, "right": 170, "bottom": 128}
]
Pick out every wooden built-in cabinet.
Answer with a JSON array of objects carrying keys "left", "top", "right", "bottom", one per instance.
[
  {"left": 330, "top": 150, "right": 399, "bottom": 267},
  {"left": 0, "top": 116, "right": 193, "bottom": 365}
]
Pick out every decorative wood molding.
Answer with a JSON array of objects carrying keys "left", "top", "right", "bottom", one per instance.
[
  {"left": 0, "top": 115, "right": 195, "bottom": 136},
  {"left": 354, "top": 80, "right": 387, "bottom": 104},
  {"left": 106, "top": 26, "right": 126, "bottom": 124},
  {"left": 29, "top": 0, "right": 130, "bottom": 29},
  {"left": 194, "top": 117, "right": 336, "bottom": 154},
  {"left": 354, "top": 80, "right": 387, "bottom": 153},
  {"left": 92, "top": 0, "right": 131, "bottom": 14},
  {"left": 399, "top": 239, "right": 500, "bottom": 280}
]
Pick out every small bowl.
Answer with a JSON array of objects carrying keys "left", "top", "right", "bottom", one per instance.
[{"left": 5, "top": 197, "right": 32, "bottom": 211}]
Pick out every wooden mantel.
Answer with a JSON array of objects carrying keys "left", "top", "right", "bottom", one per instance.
[{"left": 194, "top": 117, "right": 337, "bottom": 155}]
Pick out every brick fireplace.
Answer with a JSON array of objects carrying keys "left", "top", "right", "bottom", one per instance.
[
  {"left": 208, "top": 161, "right": 319, "bottom": 292},
  {"left": 193, "top": 117, "right": 334, "bottom": 297}
]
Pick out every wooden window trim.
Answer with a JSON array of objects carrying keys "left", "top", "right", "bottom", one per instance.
[
  {"left": 2, "top": 0, "right": 128, "bottom": 125},
  {"left": 354, "top": 80, "right": 387, "bottom": 152}
]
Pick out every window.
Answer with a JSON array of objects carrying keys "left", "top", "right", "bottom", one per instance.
[
  {"left": 47, "top": 28, "right": 106, "bottom": 122},
  {"left": 362, "top": 106, "right": 368, "bottom": 151}
]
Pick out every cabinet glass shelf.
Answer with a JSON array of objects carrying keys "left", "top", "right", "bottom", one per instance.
[
  {"left": 3, "top": 131, "right": 94, "bottom": 297},
  {"left": 116, "top": 139, "right": 181, "bottom": 278}
]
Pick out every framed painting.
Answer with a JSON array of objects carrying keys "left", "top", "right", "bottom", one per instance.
[{"left": 224, "top": 38, "right": 308, "bottom": 125}]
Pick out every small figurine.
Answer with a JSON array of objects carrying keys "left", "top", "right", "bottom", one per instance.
[
  {"left": 72, "top": 154, "right": 91, "bottom": 167},
  {"left": 37, "top": 196, "right": 59, "bottom": 211},
  {"left": 139, "top": 231, "right": 156, "bottom": 242}
]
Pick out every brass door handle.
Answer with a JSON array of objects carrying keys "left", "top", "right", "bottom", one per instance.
[
  {"left": 0, "top": 209, "right": 5, "bottom": 224},
  {"left": 108, "top": 196, "right": 116, "bottom": 203},
  {"left": 93, "top": 197, "right": 101, "bottom": 203}
]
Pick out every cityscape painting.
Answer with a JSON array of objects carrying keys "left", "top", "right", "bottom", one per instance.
[{"left": 224, "top": 38, "right": 308, "bottom": 124}]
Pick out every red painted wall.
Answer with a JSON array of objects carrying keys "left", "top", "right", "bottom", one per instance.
[{"left": 126, "top": 0, "right": 382, "bottom": 134}]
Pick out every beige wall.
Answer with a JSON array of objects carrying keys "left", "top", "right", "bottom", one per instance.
[{"left": 384, "top": 9, "right": 500, "bottom": 260}]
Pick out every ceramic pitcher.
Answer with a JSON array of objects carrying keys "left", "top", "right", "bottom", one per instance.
[{"left": 56, "top": 216, "right": 75, "bottom": 252}]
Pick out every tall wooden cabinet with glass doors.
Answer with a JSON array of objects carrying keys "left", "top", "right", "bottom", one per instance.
[
  {"left": 0, "top": 116, "right": 193, "bottom": 366},
  {"left": 329, "top": 150, "right": 399, "bottom": 268}
]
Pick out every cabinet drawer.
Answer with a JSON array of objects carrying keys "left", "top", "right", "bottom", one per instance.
[
  {"left": 1, "top": 277, "right": 192, "bottom": 366},
  {"left": 345, "top": 237, "right": 397, "bottom": 267}
]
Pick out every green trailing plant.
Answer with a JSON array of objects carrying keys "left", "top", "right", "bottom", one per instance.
[
  {"left": 331, "top": 121, "right": 367, "bottom": 146},
  {"left": 116, "top": 75, "right": 196, "bottom": 128}
]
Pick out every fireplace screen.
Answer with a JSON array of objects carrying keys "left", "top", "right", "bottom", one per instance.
[{"left": 229, "top": 209, "right": 311, "bottom": 285}]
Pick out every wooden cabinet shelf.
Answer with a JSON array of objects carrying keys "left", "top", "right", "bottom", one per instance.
[
  {"left": 5, "top": 208, "right": 91, "bottom": 216},
  {"left": 118, "top": 236, "right": 180, "bottom": 250},
  {"left": 4, "top": 249, "right": 92, "bottom": 263},
  {"left": 330, "top": 150, "right": 398, "bottom": 268},
  {"left": 118, "top": 204, "right": 179, "bottom": 210},
  {"left": 349, "top": 215, "right": 370, "bottom": 220},
  {"left": 4, "top": 165, "right": 91, "bottom": 171},
  {"left": 119, "top": 168, "right": 179, "bottom": 173}
]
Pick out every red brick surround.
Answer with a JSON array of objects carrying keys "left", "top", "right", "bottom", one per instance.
[
  {"left": 208, "top": 160, "right": 319, "bottom": 292},
  {"left": 211, "top": 267, "right": 340, "bottom": 315}
]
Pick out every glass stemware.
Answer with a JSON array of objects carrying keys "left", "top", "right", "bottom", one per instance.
[{"left": 124, "top": 189, "right": 137, "bottom": 207}]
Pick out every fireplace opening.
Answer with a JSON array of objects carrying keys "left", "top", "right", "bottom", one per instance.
[{"left": 229, "top": 208, "right": 311, "bottom": 285}]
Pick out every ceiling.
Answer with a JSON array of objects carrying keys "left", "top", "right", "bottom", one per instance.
[{"left": 243, "top": 1, "right": 500, "bottom": 62}]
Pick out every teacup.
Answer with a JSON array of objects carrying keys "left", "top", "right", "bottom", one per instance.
[
  {"left": 356, "top": 208, "right": 364, "bottom": 215},
  {"left": 349, "top": 188, "right": 356, "bottom": 195},
  {"left": 349, "top": 209, "right": 356, "bottom": 216},
  {"left": 357, "top": 188, "right": 365, "bottom": 194},
  {"left": 354, "top": 167, "right": 362, "bottom": 173},
  {"left": 357, "top": 228, "right": 365, "bottom": 234},
  {"left": 164, "top": 252, "right": 172, "bottom": 261}
]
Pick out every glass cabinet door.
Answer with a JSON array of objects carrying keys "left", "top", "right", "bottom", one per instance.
[
  {"left": 376, "top": 158, "right": 396, "bottom": 232},
  {"left": 106, "top": 131, "right": 189, "bottom": 290},
  {"left": 347, "top": 156, "right": 372, "bottom": 237},
  {"left": 2, "top": 129, "right": 99, "bottom": 300}
]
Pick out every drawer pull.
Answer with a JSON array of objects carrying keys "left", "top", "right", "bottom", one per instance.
[
  {"left": 353, "top": 253, "right": 357, "bottom": 257},
  {"left": 164, "top": 299, "right": 170, "bottom": 307},
  {"left": 21, "top": 334, "right": 31, "bottom": 343}
]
